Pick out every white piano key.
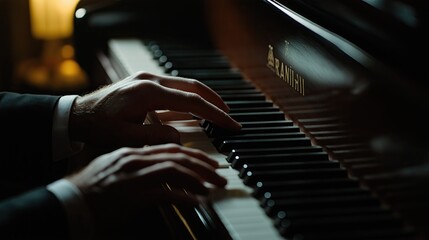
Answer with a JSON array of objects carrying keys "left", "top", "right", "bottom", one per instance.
[
  {"left": 165, "top": 118, "right": 230, "bottom": 167},
  {"left": 210, "top": 168, "right": 283, "bottom": 240},
  {"left": 108, "top": 39, "right": 164, "bottom": 77}
]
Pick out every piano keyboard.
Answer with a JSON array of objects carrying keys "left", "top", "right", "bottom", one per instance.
[{"left": 107, "top": 38, "right": 415, "bottom": 240}]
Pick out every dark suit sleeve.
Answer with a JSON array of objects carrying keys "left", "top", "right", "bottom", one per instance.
[
  {"left": 0, "top": 92, "right": 67, "bottom": 198},
  {"left": 0, "top": 187, "right": 68, "bottom": 240},
  {"left": 0, "top": 92, "right": 71, "bottom": 239}
]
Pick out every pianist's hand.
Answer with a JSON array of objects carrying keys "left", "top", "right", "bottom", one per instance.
[
  {"left": 69, "top": 71, "right": 241, "bottom": 148},
  {"left": 67, "top": 143, "right": 227, "bottom": 235}
]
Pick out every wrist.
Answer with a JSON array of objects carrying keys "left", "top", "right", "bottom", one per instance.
[
  {"left": 47, "top": 179, "right": 96, "bottom": 240},
  {"left": 69, "top": 96, "right": 89, "bottom": 143}
]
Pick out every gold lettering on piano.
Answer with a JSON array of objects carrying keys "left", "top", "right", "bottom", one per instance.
[
  {"left": 267, "top": 44, "right": 305, "bottom": 96},
  {"left": 284, "top": 40, "right": 289, "bottom": 55},
  {"left": 267, "top": 45, "right": 275, "bottom": 69}
]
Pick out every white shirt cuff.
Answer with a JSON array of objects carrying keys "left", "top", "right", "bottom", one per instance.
[
  {"left": 52, "top": 95, "right": 84, "bottom": 162},
  {"left": 47, "top": 179, "right": 95, "bottom": 240}
]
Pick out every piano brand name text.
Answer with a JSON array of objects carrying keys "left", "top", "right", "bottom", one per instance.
[{"left": 267, "top": 44, "right": 305, "bottom": 96}]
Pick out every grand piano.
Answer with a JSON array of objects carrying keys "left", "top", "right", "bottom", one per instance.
[{"left": 72, "top": 0, "right": 429, "bottom": 239}]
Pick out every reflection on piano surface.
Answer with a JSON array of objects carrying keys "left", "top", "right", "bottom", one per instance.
[{"left": 73, "top": 0, "right": 429, "bottom": 239}]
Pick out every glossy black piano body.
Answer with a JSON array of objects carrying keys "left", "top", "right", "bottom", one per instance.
[{"left": 73, "top": 0, "right": 429, "bottom": 239}]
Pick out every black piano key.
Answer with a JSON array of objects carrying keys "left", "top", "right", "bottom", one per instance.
[
  {"left": 157, "top": 49, "right": 223, "bottom": 58},
  {"left": 228, "top": 106, "right": 281, "bottom": 113},
  {"left": 220, "top": 93, "right": 266, "bottom": 101},
  {"left": 215, "top": 131, "right": 304, "bottom": 140},
  {"left": 205, "top": 119, "right": 295, "bottom": 137},
  {"left": 205, "top": 118, "right": 292, "bottom": 132},
  {"left": 228, "top": 111, "right": 285, "bottom": 122},
  {"left": 198, "top": 80, "right": 250, "bottom": 87},
  {"left": 151, "top": 49, "right": 164, "bottom": 59},
  {"left": 239, "top": 120, "right": 294, "bottom": 128},
  {"left": 218, "top": 137, "right": 311, "bottom": 153},
  {"left": 265, "top": 194, "right": 378, "bottom": 215},
  {"left": 231, "top": 152, "right": 329, "bottom": 169},
  {"left": 227, "top": 146, "right": 324, "bottom": 162},
  {"left": 244, "top": 168, "right": 349, "bottom": 186},
  {"left": 275, "top": 205, "right": 388, "bottom": 222},
  {"left": 174, "top": 69, "right": 243, "bottom": 80},
  {"left": 209, "top": 125, "right": 300, "bottom": 138},
  {"left": 262, "top": 187, "right": 369, "bottom": 205},
  {"left": 216, "top": 89, "right": 261, "bottom": 95},
  {"left": 304, "top": 123, "right": 349, "bottom": 132},
  {"left": 294, "top": 228, "right": 416, "bottom": 240},
  {"left": 252, "top": 178, "right": 360, "bottom": 198},
  {"left": 157, "top": 54, "right": 227, "bottom": 62},
  {"left": 313, "top": 135, "right": 365, "bottom": 145},
  {"left": 213, "top": 132, "right": 306, "bottom": 149},
  {"left": 309, "top": 129, "right": 352, "bottom": 138},
  {"left": 277, "top": 214, "right": 405, "bottom": 238},
  {"left": 203, "top": 122, "right": 217, "bottom": 133},
  {"left": 161, "top": 58, "right": 231, "bottom": 70},
  {"left": 146, "top": 41, "right": 221, "bottom": 57},
  {"left": 209, "top": 84, "right": 256, "bottom": 91},
  {"left": 277, "top": 213, "right": 415, "bottom": 240},
  {"left": 239, "top": 161, "right": 340, "bottom": 178},
  {"left": 298, "top": 116, "right": 343, "bottom": 123},
  {"left": 206, "top": 111, "right": 288, "bottom": 134},
  {"left": 225, "top": 100, "right": 273, "bottom": 108}
]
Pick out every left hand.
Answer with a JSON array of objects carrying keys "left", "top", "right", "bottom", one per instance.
[{"left": 67, "top": 143, "right": 227, "bottom": 236}]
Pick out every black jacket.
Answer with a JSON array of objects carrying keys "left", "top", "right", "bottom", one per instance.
[{"left": 0, "top": 92, "right": 68, "bottom": 239}]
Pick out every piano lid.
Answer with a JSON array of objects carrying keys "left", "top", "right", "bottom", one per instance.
[
  {"left": 205, "top": 0, "right": 429, "bottom": 143},
  {"left": 265, "top": 0, "right": 429, "bottom": 88}
]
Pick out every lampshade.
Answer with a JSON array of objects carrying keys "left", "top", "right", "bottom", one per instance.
[
  {"left": 29, "top": 0, "right": 80, "bottom": 40},
  {"left": 17, "top": 0, "right": 88, "bottom": 92}
]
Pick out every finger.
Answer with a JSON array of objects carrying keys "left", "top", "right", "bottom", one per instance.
[
  {"left": 119, "top": 153, "right": 227, "bottom": 187},
  {"left": 85, "top": 146, "right": 144, "bottom": 173},
  {"left": 156, "top": 76, "right": 230, "bottom": 113},
  {"left": 141, "top": 143, "right": 219, "bottom": 168},
  {"left": 160, "top": 153, "right": 227, "bottom": 187},
  {"left": 134, "top": 72, "right": 230, "bottom": 113},
  {"left": 152, "top": 85, "right": 241, "bottom": 131},
  {"left": 132, "top": 162, "right": 210, "bottom": 195}
]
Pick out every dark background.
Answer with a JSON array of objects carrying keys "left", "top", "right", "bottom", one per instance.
[
  {"left": 0, "top": 0, "right": 42, "bottom": 91},
  {"left": 0, "top": 0, "right": 89, "bottom": 94}
]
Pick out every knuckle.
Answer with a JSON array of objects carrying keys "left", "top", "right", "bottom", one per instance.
[
  {"left": 188, "top": 78, "right": 199, "bottom": 86},
  {"left": 186, "top": 92, "right": 202, "bottom": 102},
  {"left": 161, "top": 161, "right": 178, "bottom": 170},
  {"left": 117, "top": 154, "right": 135, "bottom": 164},
  {"left": 134, "top": 80, "right": 158, "bottom": 92},
  {"left": 117, "top": 147, "right": 135, "bottom": 156},
  {"left": 135, "top": 71, "right": 154, "bottom": 79},
  {"left": 192, "top": 80, "right": 209, "bottom": 92},
  {"left": 175, "top": 153, "right": 190, "bottom": 162},
  {"left": 165, "top": 143, "right": 182, "bottom": 151},
  {"left": 118, "top": 155, "right": 144, "bottom": 170}
]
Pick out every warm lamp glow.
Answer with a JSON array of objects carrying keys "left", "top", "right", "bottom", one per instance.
[
  {"left": 17, "top": 0, "right": 88, "bottom": 91},
  {"left": 29, "top": 0, "right": 80, "bottom": 39},
  {"left": 17, "top": 0, "right": 88, "bottom": 92}
]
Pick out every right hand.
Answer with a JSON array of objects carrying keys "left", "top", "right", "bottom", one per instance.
[
  {"left": 67, "top": 143, "right": 227, "bottom": 234},
  {"left": 69, "top": 71, "right": 241, "bottom": 149}
]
